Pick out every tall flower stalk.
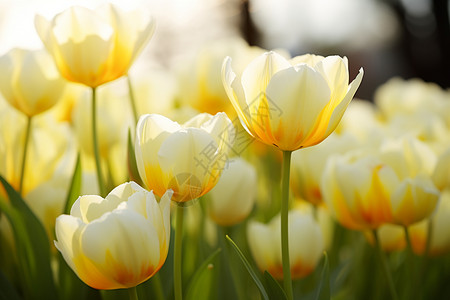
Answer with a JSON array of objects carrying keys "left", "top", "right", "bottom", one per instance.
[
  {"left": 281, "top": 150, "right": 293, "bottom": 300},
  {"left": 19, "top": 116, "right": 32, "bottom": 195},
  {"left": 91, "top": 87, "right": 106, "bottom": 197}
]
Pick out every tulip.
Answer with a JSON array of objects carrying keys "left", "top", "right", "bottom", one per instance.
[
  {"left": 368, "top": 188, "right": 450, "bottom": 256},
  {"left": 208, "top": 157, "right": 257, "bottom": 226},
  {"left": 322, "top": 143, "right": 439, "bottom": 230},
  {"left": 322, "top": 152, "right": 397, "bottom": 230},
  {"left": 222, "top": 51, "right": 363, "bottom": 151},
  {"left": 247, "top": 209, "right": 324, "bottom": 280},
  {"left": 35, "top": 4, "right": 155, "bottom": 88},
  {"left": 55, "top": 182, "right": 172, "bottom": 290},
  {"left": 135, "top": 112, "right": 234, "bottom": 203},
  {"left": 0, "top": 48, "right": 66, "bottom": 117}
]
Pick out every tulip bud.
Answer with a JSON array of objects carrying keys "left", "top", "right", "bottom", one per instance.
[
  {"left": 135, "top": 112, "right": 234, "bottom": 203},
  {"left": 247, "top": 209, "right": 324, "bottom": 280},
  {"left": 208, "top": 158, "right": 257, "bottom": 226},
  {"left": 0, "top": 48, "right": 66, "bottom": 117}
]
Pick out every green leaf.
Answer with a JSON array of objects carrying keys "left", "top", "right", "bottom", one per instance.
[
  {"left": 64, "top": 153, "right": 82, "bottom": 214},
  {"left": 225, "top": 235, "right": 269, "bottom": 300},
  {"left": 185, "top": 248, "right": 222, "bottom": 300},
  {"left": 263, "top": 271, "right": 288, "bottom": 300},
  {"left": 0, "top": 176, "right": 58, "bottom": 300},
  {"left": 127, "top": 129, "right": 143, "bottom": 186},
  {"left": 0, "top": 269, "right": 21, "bottom": 300},
  {"left": 315, "top": 252, "right": 330, "bottom": 300}
]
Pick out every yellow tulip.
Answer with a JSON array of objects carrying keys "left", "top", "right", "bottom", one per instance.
[
  {"left": 55, "top": 182, "right": 172, "bottom": 290},
  {"left": 0, "top": 48, "right": 66, "bottom": 116},
  {"left": 322, "top": 139, "right": 440, "bottom": 230},
  {"left": 247, "top": 209, "right": 324, "bottom": 280},
  {"left": 222, "top": 51, "right": 363, "bottom": 151},
  {"left": 368, "top": 188, "right": 450, "bottom": 256},
  {"left": 380, "top": 137, "right": 439, "bottom": 226},
  {"left": 135, "top": 112, "right": 234, "bottom": 203},
  {"left": 322, "top": 152, "right": 397, "bottom": 230},
  {"left": 35, "top": 4, "right": 155, "bottom": 87},
  {"left": 208, "top": 157, "right": 257, "bottom": 226}
]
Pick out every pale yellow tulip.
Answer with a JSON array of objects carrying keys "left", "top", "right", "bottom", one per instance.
[
  {"left": 0, "top": 48, "right": 66, "bottom": 116},
  {"left": 247, "top": 209, "right": 324, "bottom": 280},
  {"left": 35, "top": 4, "right": 155, "bottom": 87},
  {"left": 135, "top": 112, "right": 234, "bottom": 203},
  {"left": 222, "top": 51, "right": 363, "bottom": 151},
  {"left": 208, "top": 157, "right": 257, "bottom": 226},
  {"left": 55, "top": 182, "right": 172, "bottom": 289}
]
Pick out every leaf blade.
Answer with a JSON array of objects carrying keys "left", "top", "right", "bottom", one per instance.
[{"left": 226, "top": 235, "right": 269, "bottom": 300}]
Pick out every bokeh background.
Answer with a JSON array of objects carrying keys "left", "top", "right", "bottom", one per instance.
[{"left": 0, "top": 0, "right": 448, "bottom": 100}]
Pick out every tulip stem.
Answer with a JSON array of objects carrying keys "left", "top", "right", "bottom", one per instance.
[
  {"left": 92, "top": 87, "right": 106, "bottom": 197},
  {"left": 281, "top": 150, "right": 293, "bottom": 300},
  {"left": 128, "top": 286, "right": 139, "bottom": 300},
  {"left": 19, "top": 116, "right": 32, "bottom": 196},
  {"left": 372, "top": 230, "right": 399, "bottom": 300},
  {"left": 174, "top": 204, "right": 185, "bottom": 300},
  {"left": 403, "top": 226, "right": 413, "bottom": 252},
  {"left": 127, "top": 75, "right": 139, "bottom": 125}
]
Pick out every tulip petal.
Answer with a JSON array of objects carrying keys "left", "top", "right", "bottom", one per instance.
[
  {"left": 264, "top": 64, "right": 330, "bottom": 150},
  {"left": 54, "top": 215, "right": 84, "bottom": 273},
  {"left": 81, "top": 209, "right": 161, "bottom": 289},
  {"left": 322, "top": 68, "right": 364, "bottom": 139},
  {"left": 222, "top": 57, "right": 256, "bottom": 137},
  {"left": 241, "top": 51, "right": 291, "bottom": 110},
  {"left": 157, "top": 128, "right": 222, "bottom": 202},
  {"left": 136, "top": 114, "right": 181, "bottom": 193}
]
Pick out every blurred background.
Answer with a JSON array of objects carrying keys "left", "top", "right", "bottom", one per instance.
[{"left": 0, "top": 0, "right": 448, "bottom": 100}]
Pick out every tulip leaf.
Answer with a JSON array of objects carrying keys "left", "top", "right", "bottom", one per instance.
[
  {"left": 64, "top": 153, "right": 82, "bottom": 214},
  {"left": 0, "top": 269, "right": 21, "bottom": 300},
  {"left": 0, "top": 176, "right": 58, "bottom": 300},
  {"left": 185, "top": 248, "right": 222, "bottom": 300},
  {"left": 127, "top": 129, "right": 143, "bottom": 186},
  {"left": 225, "top": 235, "right": 269, "bottom": 300},
  {"left": 263, "top": 271, "right": 288, "bottom": 300},
  {"left": 315, "top": 252, "right": 331, "bottom": 300}
]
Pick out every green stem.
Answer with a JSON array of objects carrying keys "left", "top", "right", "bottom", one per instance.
[
  {"left": 403, "top": 226, "right": 414, "bottom": 300},
  {"left": 150, "top": 273, "right": 165, "bottom": 300},
  {"left": 91, "top": 87, "right": 106, "bottom": 197},
  {"left": 424, "top": 219, "right": 433, "bottom": 257},
  {"left": 19, "top": 116, "right": 32, "bottom": 196},
  {"left": 127, "top": 75, "right": 139, "bottom": 125},
  {"left": 174, "top": 204, "right": 185, "bottom": 300},
  {"left": 403, "top": 226, "right": 413, "bottom": 253},
  {"left": 372, "top": 230, "right": 399, "bottom": 300},
  {"left": 281, "top": 150, "right": 293, "bottom": 300},
  {"left": 128, "top": 286, "right": 138, "bottom": 300}
]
